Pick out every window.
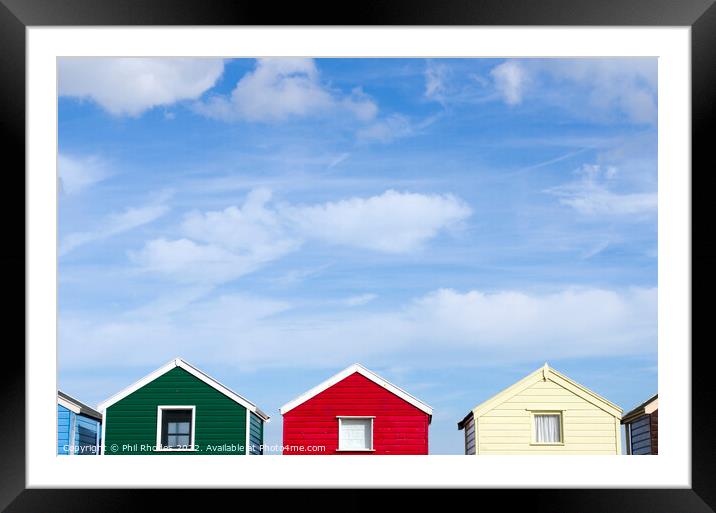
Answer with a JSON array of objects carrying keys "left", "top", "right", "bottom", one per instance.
[
  {"left": 533, "top": 412, "right": 562, "bottom": 444},
  {"left": 156, "top": 406, "right": 195, "bottom": 450},
  {"left": 337, "top": 417, "right": 374, "bottom": 451}
]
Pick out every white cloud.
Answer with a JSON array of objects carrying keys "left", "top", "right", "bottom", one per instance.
[
  {"left": 343, "top": 88, "right": 379, "bottom": 121},
  {"left": 60, "top": 293, "right": 292, "bottom": 370},
  {"left": 490, "top": 58, "right": 657, "bottom": 123},
  {"left": 58, "top": 154, "right": 109, "bottom": 194},
  {"left": 61, "top": 203, "right": 169, "bottom": 256},
  {"left": 282, "top": 189, "right": 472, "bottom": 253},
  {"left": 195, "top": 58, "right": 377, "bottom": 123},
  {"left": 548, "top": 164, "right": 657, "bottom": 217},
  {"left": 59, "top": 285, "right": 656, "bottom": 372},
  {"left": 130, "top": 189, "right": 299, "bottom": 285},
  {"left": 490, "top": 61, "right": 527, "bottom": 105},
  {"left": 131, "top": 188, "right": 471, "bottom": 285},
  {"left": 402, "top": 288, "right": 655, "bottom": 356},
  {"left": 129, "top": 238, "right": 268, "bottom": 284},
  {"left": 59, "top": 58, "right": 225, "bottom": 116},
  {"left": 542, "top": 59, "right": 657, "bottom": 124},
  {"left": 181, "top": 188, "right": 298, "bottom": 258}
]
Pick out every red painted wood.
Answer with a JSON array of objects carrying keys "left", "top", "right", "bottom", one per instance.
[{"left": 282, "top": 372, "right": 429, "bottom": 455}]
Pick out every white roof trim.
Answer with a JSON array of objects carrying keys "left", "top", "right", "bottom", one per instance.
[
  {"left": 279, "top": 363, "right": 433, "bottom": 416},
  {"left": 58, "top": 391, "right": 103, "bottom": 420},
  {"left": 644, "top": 397, "right": 658, "bottom": 414},
  {"left": 97, "top": 358, "right": 270, "bottom": 422},
  {"left": 58, "top": 396, "right": 81, "bottom": 414}
]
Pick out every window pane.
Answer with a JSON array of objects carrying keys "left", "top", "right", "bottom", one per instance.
[
  {"left": 535, "top": 414, "right": 561, "bottom": 443},
  {"left": 339, "top": 419, "right": 372, "bottom": 450},
  {"left": 161, "top": 409, "right": 193, "bottom": 448}
]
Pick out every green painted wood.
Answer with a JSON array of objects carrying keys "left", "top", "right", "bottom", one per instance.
[{"left": 104, "top": 367, "right": 247, "bottom": 455}]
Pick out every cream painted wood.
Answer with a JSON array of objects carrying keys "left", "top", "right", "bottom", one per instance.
[{"left": 469, "top": 365, "right": 622, "bottom": 455}]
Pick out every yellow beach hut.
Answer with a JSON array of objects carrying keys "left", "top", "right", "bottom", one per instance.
[{"left": 457, "top": 364, "right": 623, "bottom": 455}]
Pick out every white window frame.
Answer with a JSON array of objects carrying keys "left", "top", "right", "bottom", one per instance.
[
  {"left": 155, "top": 405, "right": 197, "bottom": 452},
  {"left": 529, "top": 410, "right": 565, "bottom": 446},
  {"left": 336, "top": 416, "right": 375, "bottom": 452}
]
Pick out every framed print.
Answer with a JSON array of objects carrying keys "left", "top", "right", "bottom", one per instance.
[{"left": 1, "top": 0, "right": 713, "bottom": 511}]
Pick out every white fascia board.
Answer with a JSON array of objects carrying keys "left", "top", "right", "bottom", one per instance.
[
  {"left": 279, "top": 363, "right": 433, "bottom": 416},
  {"left": 176, "top": 359, "right": 270, "bottom": 421},
  {"left": 97, "top": 358, "right": 179, "bottom": 412},
  {"left": 547, "top": 368, "right": 623, "bottom": 418},
  {"left": 57, "top": 396, "right": 81, "bottom": 414},
  {"left": 644, "top": 397, "right": 658, "bottom": 414},
  {"left": 471, "top": 364, "right": 623, "bottom": 420},
  {"left": 97, "top": 357, "right": 270, "bottom": 421}
]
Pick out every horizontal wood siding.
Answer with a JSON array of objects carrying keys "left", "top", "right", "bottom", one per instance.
[
  {"left": 283, "top": 372, "right": 429, "bottom": 455},
  {"left": 105, "top": 367, "right": 247, "bottom": 455},
  {"left": 476, "top": 378, "right": 619, "bottom": 455},
  {"left": 57, "top": 404, "right": 71, "bottom": 455},
  {"left": 75, "top": 414, "right": 101, "bottom": 455},
  {"left": 628, "top": 414, "right": 652, "bottom": 455},
  {"left": 463, "top": 414, "right": 476, "bottom": 455},
  {"left": 650, "top": 410, "right": 658, "bottom": 454},
  {"left": 249, "top": 412, "right": 263, "bottom": 455}
]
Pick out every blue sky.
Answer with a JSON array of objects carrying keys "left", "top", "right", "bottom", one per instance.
[{"left": 58, "top": 57, "right": 657, "bottom": 454}]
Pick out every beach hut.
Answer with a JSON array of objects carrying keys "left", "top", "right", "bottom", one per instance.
[
  {"left": 98, "top": 357, "right": 269, "bottom": 455},
  {"left": 621, "top": 394, "right": 658, "bottom": 455},
  {"left": 457, "top": 364, "right": 623, "bottom": 455},
  {"left": 280, "top": 363, "right": 432, "bottom": 454},
  {"left": 57, "top": 390, "right": 102, "bottom": 455}
]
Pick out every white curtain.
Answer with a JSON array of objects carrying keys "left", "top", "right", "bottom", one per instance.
[
  {"left": 534, "top": 414, "right": 561, "bottom": 443},
  {"left": 339, "top": 419, "right": 372, "bottom": 450}
]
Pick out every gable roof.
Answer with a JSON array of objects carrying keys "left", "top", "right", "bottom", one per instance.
[
  {"left": 97, "top": 358, "right": 270, "bottom": 421},
  {"left": 279, "top": 363, "right": 433, "bottom": 417},
  {"left": 621, "top": 394, "right": 658, "bottom": 424},
  {"left": 468, "top": 363, "right": 622, "bottom": 420},
  {"left": 58, "top": 390, "right": 102, "bottom": 421}
]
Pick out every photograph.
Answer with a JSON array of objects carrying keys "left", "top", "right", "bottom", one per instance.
[{"left": 56, "top": 57, "right": 658, "bottom": 457}]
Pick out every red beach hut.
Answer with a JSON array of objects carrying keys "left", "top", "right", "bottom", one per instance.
[{"left": 280, "top": 364, "right": 432, "bottom": 455}]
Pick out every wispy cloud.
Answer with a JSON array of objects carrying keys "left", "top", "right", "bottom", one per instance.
[
  {"left": 490, "top": 61, "right": 528, "bottom": 105},
  {"left": 59, "top": 58, "right": 225, "bottom": 116},
  {"left": 547, "top": 164, "right": 657, "bottom": 218},
  {"left": 61, "top": 203, "right": 170, "bottom": 256},
  {"left": 356, "top": 113, "right": 440, "bottom": 144},
  {"left": 58, "top": 153, "right": 110, "bottom": 195},
  {"left": 342, "top": 293, "right": 378, "bottom": 307},
  {"left": 424, "top": 61, "right": 449, "bottom": 104}
]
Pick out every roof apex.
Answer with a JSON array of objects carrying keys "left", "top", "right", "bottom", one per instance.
[
  {"left": 96, "top": 357, "right": 270, "bottom": 421},
  {"left": 279, "top": 363, "right": 433, "bottom": 416}
]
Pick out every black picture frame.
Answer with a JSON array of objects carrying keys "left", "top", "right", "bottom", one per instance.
[{"left": 1, "top": 0, "right": 712, "bottom": 511}]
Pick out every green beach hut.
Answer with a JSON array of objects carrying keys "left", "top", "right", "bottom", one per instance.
[{"left": 98, "top": 358, "right": 269, "bottom": 455}]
